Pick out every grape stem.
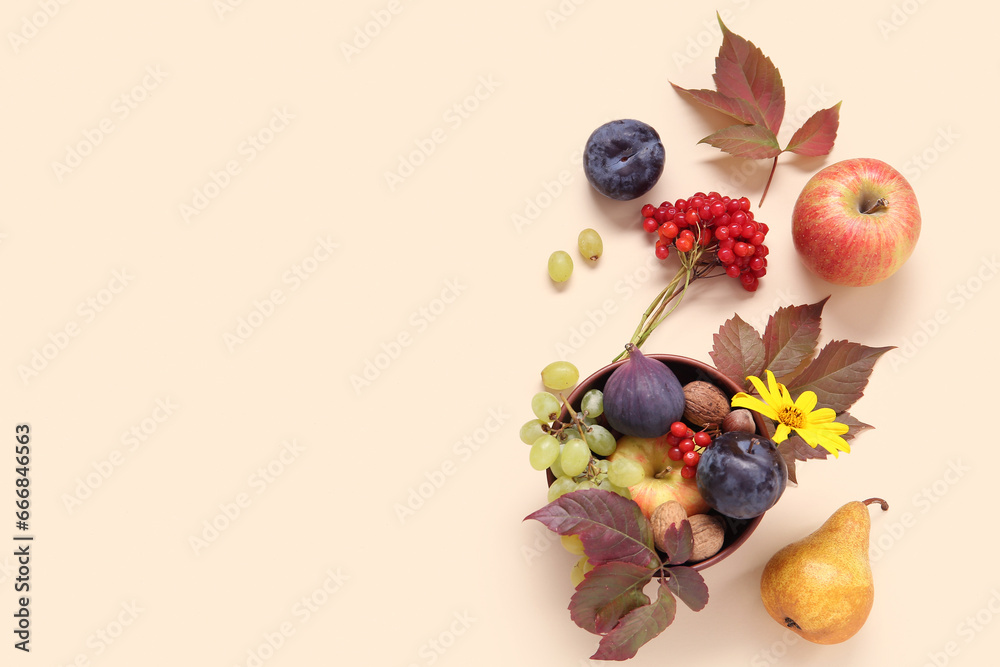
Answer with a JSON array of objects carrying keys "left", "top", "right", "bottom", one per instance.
[{"left": 557, "top": 392, "right": 596, "bottom": 453}]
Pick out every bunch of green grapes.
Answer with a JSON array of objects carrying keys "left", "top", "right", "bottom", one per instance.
[{"left": 519, "top": 388, "right": 633, "bottom": 504}]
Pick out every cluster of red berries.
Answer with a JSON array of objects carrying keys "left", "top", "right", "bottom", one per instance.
[
  {"left": 666, "top": 421, "right": 712, "bottom": 478},
  {"left": 639, "top": 192, "right": 770, "bottom": 292}
]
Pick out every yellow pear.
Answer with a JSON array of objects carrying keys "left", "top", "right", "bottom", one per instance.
[{"left": 759, "top": 498, "right": 888, "bottom": 644}]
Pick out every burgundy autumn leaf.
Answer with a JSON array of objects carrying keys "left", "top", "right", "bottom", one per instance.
[
  {"left": 777, "top": 435, "right": 829, "bottom": 484},
  {"left": 669, "top": 84, "right": 763, "bottom": 126},
  {"left": 713, "top": 13, "right": 785, "bottom": 136},
  {"left": 838, "top": 412, "right": 874, "bottom": 441},
  {"left": 570, "top": 562, "right": 654, "bottom": 635},
  {"left": 591, "top": 583, "right": 677, "bottom": 661},
  {"left": 664, "top": 566, "right": 709, "bottom": 612},
  {"left": 524, "top": 489, "right": 658, "bottom": 568},
  {"left": 785, "top": 340, "right": 895, "bottom": 413},
  {"left": 710, "top": 313, "right": 766, "bottom": 391},
  {"left": 762, "top": 297, "right": 828, "bottom": 382},
  {"left": 658, "top": 521, "right": 694, "bottom": 565},
  {"left": 699, "top": 124, "right": 782, "bottom": 160},
  {"left": 785, "top": 102, "right": 842, "bottom": 156}
]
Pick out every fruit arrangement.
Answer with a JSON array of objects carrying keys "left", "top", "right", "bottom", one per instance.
[{"left": 520, "top": 12, "right": 913, "bottom": 663}]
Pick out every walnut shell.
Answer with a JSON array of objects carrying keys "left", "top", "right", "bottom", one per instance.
[
  {"left": 682, "top": 381, "right": 731, "bottom": 427},
  {"left": 650, "top": 501, "right": 688, "bottom": 553},
  {"left": 688, "top": 514, "right": 726, "bottom": 561}
]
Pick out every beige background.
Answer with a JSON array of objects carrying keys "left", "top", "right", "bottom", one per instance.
[{"left": 2, "top": 0, "right": 997, "bottom": 665}]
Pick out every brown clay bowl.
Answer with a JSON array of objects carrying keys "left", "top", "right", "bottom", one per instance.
[{"left": 549, "top": 353, "right": 770, "bottom": 572}]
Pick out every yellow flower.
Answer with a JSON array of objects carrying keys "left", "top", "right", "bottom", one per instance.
[{"left": 731, "top": 370, "right": 850, "bottom": 457}]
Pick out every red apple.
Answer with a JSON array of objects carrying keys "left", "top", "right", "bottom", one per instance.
[
  {"left": 608, "top": 435, "right": 709, "bottom": 519},
  {"left": 792, "top": 158, "right": 920, "bottom": 287}
]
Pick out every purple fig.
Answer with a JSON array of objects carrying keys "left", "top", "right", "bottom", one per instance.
[{"left": 603, "top": 345, "right": 685, "bottom": 438}]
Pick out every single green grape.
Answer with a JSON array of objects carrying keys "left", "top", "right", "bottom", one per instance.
[
  {"left": 584, "top": 424, "right": 616, "bottom": 457},
  {"left": 547, "top": 250, "right": 573, "bottom": 282},
  {"left": 608, "top": 457, "right": 645, "bottom": 488},
  {"left": 581, "top": 389, "right": 604, "bottom": 419},
  {"left": 540, "top": 360, "right": 579, "bottom": 391},
  {"left": 519, "top": 419, "right": 546, "bottom": 445},
  {"left": 547, "top": 475, "right": 577, "bottom": 503},
  {"left": 560, "top": 534, "right": 585, "bottom": 556},
  {"left": 549, "top": 454, "right": 566, "bottom": 480},
  {"left": 529, "top": 434, "right": 560, "bottom": 471},
  {"left": 578, "top": 228, "right": 604, "bottom": 261},
  {"left": 599, "top": 478, "right": 632, "bottom": 499},
  {"left": 570, "top": 555, "right": 595, "bottom": 587},
  {"left": 530, "top": 392, "right": 561, "bottom": 421},
  {"left": 560, "top": 438, "right": 591, "bottom": 477}
]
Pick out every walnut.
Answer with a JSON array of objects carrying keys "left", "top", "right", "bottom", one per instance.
[
  {"left": 650, "top": 501, "right": 688, "bottom": 553},
  {"left": 682, "top": 381, "right": 731, "bottom": 427},
  {"left": 688, "top": 514, "right": 726, "bottom": 561}
]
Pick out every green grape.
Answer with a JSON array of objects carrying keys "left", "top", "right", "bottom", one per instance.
[
  {"left": 547, "top": 250, "right": 573, "bottom": 282},
  {"left": 561, "top": 426, "right": 582, "bottom": 442},
  {"left": 519, "top": 419, "right": 546, "bottom": 445},
  {"left": 540, "top": 360, "right": 579, "bottom": 391},
  {"left": 548, "top": 454, "right": 566, "bottom": 480},
  {"left": 581, "top": 389, "right": 604, "bottom": 419},
  {"left": 597, "top": 459, "right": 610, "bottom": 474},
  {"left": 561, "top": 534, "right": 585, "bottom": 555},
  {"left": 597, "top": 478, "right": 632, "bottom": 498},
  {"left": 529, "top": 434, "right": 560, "bottom": 471},
  {"left": 584, "top": 424, "right": 616, "bottom": 457},
  {"left": 575, "top": 480, "right": 596, "bottom": 491},
  {"left": 578, "top": 228, "right": 604, "bottom": 261},
  {"left": 530, "top": 392, "right": 561, "bottom": 421},
  {"left": 547, "top": 475, "right": 577, "bottom": 503},
  {"left": 560, "top": 438, "right": 590, "bottom": 477},
  {"left": 570, "top": 555, "right": 595, "bottom": 587},
  {"left": 608, "top": 457, "right": 645, "bottom": 488}
]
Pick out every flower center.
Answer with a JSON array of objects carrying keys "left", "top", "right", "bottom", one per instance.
[{"left": 778, "top": 406, "right": 805, "bottom": 429}]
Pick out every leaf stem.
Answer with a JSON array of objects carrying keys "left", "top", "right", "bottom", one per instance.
[{"left": 759, "top": 155, "right": 780, "bottom": 207}]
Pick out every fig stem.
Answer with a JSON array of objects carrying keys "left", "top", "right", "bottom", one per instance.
[{"left": 862, "top": 497, "right": 889, "bottom": 511}]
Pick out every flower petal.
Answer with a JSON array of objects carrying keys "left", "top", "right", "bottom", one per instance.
[
  {"left": 746, "top": 374, "right": 774, "bottom": 405},
  {"left": 793, "top": 390, "right": 818, "bottom": 414},
  {"left": 805, "top": 407, "right": 838, "bottom": 425},
  {"left": 732, "top": 392, "right": 779, "bottom": 421},
  {"left": 765, "top": 370, "right": 784, "bottom": 404},
  {"left": 773, "top": 423, "right": 791, "bottom": 443}
]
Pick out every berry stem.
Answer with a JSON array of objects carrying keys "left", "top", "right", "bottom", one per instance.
[{"left": 759, "top": 155, "right": 780, "bottom": 207}]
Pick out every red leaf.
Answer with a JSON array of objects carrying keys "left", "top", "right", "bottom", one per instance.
[
  {"left": 838, "top": 412, "right": 873, "bottom": 441},
  {"left": 762, "top": 297, "right": 828, "bottom": 382},
  {"left": 699, "top": 124, "right": 781, "bottom": 160},
  {"left": 669, "top": 84, "right": 763, "bottom": 126},
  {"left": 664, "top": 566, "right": 709, "bottom": 612},
  {"left": 659, "top": 521, "right": 694, "bottom": 565},
  {"left": 710, "top": 314, "right": 766, "bottom": 391},
  {"left": 777, "top": 435, "right": 828, "bottom": 484},
  {"left": 785, "top": 102, "right": 842, "bottom": 156},
  {"left": 713, "top": 13, "right": 785, "bottom": 136},
  {"left": 785, "top": 340, "right": 895, "bottom": 413},
  {"left": 524, "top": 489, "right": 658, "bottom": 568},
  {"left": 570, "top": 562, "right": 653, "bottom": 635},
  {"left": 591, "top": 583, "right": 677, "bottom": 661}
]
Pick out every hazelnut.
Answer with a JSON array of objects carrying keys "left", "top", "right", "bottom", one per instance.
[
  {"left": 682, "top": 381, "right": 731, "bottom": 427},
  {"left": 688, "top": 514, "right": 726, "bottom": 561},
  {"left": 722, "top": 408, "right": 756, "bottom": 433},
  {"left": 650, "top": 501, "right": 688, "bottom": 553}
]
